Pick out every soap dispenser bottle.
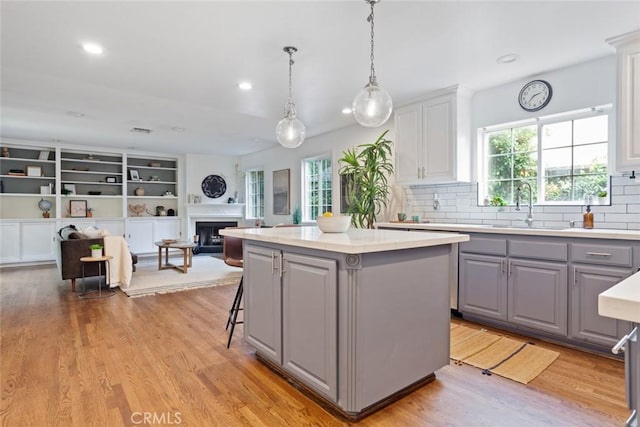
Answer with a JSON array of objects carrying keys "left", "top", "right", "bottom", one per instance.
[{"left": 583, "top": 205, "right": 594, "bottom": 229}]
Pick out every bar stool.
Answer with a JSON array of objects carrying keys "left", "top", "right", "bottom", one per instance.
[
  {"left": 223, "top": 232, "right": 244, "bottom": 348},
  {"left": 79, "top": 255, "right": 115, "bottom": 299}
]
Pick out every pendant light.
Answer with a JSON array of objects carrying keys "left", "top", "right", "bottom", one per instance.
[
  {"left": 352, "top": 0, "right": 392, "bottom": 128},
  {"left": 276, "top": 46, "right": 306, "bottom": 148}
]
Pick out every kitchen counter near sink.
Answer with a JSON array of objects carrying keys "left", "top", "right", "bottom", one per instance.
[{"left": 376, "top": 222, "right": 640, "bottom": 240}]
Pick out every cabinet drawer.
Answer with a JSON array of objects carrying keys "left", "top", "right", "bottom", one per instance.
[
  {"left": 460, "top": 236, "right": 506, "bottom": 256},
  {"left": 510, "top": 239, "right": 567, "bottom": 262},
  {"left": 571, "top": 243, "right": 633, "bottom": 267}
]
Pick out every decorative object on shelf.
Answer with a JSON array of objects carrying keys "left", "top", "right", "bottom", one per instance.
[
  {"left": 105, "top": 176, "right": 117, "bottom": 183},
  {"left": 88, "top": 191, "right": 102, "bottom": 195},
  {"left": 227, "top": 196, "right": 235, "bottom": 204},
  {"left": 352, "top": 0, "right": 392, "bottom": 128},
  {"left": 162, "top": 239, "right": 178, "bottom": 245},
  {"left": 275, "top": 46, "right": 306, "bottom": 148},
  {"left": 26, "top": 165, "right": 43, "bottom": 177},
  {"left": 273, "top": 169, "right": 290, "bottom": 215},
  {"left": 83, "top": 154, "right": 96, "bottom": 161},
  {"left": 38, "top": 150, "right": 50, "bottom": 160},
  {"left": 71, "top": 167, "right": 90, "bottom": 171},
  {"left": 518, "top": 80, "right": 552, "bottom": 112},
  {"left": 153, "top": 205, "right": 167, "bottom": 216},
  {"left": 201, "top": 174, "right": 226, "bottom": 198},
  {"left": 149, "top": 162, "right": 161, "bottom": 167},
  {"left": 134, "top": 186, "right": 145, "bottom": 196},
  {"left": 194, "top": 196, "right": 201, "bottom": 203},
  {"left": 163, "top": 191, "right": 174, "bottom": 197},
  {"left": 338, "top": 129, "right": 393, "bottom": 228},
  {"left": 167, "top": 208, "right": 175, "bottom": 216},
  {"left": 1, "top": 147, "right": 9, "bottom": 157},
  {"left": 597, "top": 190, "right": 608, "bottom": 205},
  {"left": 86, "top": 207, "right": 93, "bottom": 218},
  {"left": 40, "top": 185, "right": 51, "bottom": 195},
  {"left": 8, "top": 169, "right": 25, "bottom": 176},
  {"left": 89, "top": 243, "right": 103, "bottom": 258},
  {"left": 128, "top": 203, "right": 146, "bottom": 216},
  {"left": 292, "top": 206, "right": 301, "bottom": 224},
  {"left": 63, "top": 184, "right": 76, "bottom": 195},
  {"left": 129, "top": 169, "right": 141, "bottom": 181},
  {"left": 397, "top": 212, "right": 407, "bottom": 221},
  {"left": 69, "top": 200, "right": 87, "bottom": 218},
  {"left": 38, "top": 198, "right": 52, "bottom": 218},
  {"left": 149, "top": 175, "right": 159, "bottom": 181}
]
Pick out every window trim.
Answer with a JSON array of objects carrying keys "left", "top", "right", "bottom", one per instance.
[
  {"left": 478, "top": 104, "right": 612, "bottom": 206},
  {"left": 245, "top": 169, "right": 264, "bottom": 220},
  {"left": 301, "top": 154, "right": 332, "bottom": 222}
]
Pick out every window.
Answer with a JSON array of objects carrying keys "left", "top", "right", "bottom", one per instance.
[
  {"left": 302, "top": 156, "right": 332, "bottom": 221},
  {"left": 480, "top": 107, "right": 610, "bottom": 205},
  {"left": 245, "top": 170, "right": 264, "bottom": 219}
]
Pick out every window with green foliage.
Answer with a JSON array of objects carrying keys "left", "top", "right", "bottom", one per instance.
[
  {"left": 303, "top": 156, "right": 332, "bottom": 221},
  {"left": 245, "top": 170, "right": 264, "bottom": 219},
  {"left": 480, "top": 107, "right": 610, "bottom": 205}
]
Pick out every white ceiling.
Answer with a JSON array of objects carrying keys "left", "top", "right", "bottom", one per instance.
[{"left": 1, "top": 1, "right": 639, "bottom": 156}]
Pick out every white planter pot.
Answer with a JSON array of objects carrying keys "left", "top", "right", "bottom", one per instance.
[{"left": 91, "top": 248, "right": 103, "bottom": 258}]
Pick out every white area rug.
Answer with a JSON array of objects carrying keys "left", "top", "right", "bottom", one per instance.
[{"left": 123, "top": 255, "right": 242, "bottom": 297}]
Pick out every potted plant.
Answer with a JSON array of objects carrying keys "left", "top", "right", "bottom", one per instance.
[
  {"left": 597, "top": 190, "right": 608, "bottom": 205},
  {"left": 490, "top": 196, "right": 507, "bottom": 211},
  {"left": 89, "top": 243, "right": 103, "bottom": 258},
  {"left": 338, "top": 130, "right": 394, "bottom": 229},
  {"left": 86, "top": 207, "right": 94, "bottom": 218}
]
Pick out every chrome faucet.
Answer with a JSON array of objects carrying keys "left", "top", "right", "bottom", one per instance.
[{"left": 515, "top": 182, "right": 534, "bottom": 228}]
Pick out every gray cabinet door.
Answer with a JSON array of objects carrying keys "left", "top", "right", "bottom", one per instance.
[
  {"left": 508, "top": 259, "right": 568, "bottom": 336},
  {"left": 282, "top": 253, "right": 337, "bottom": 401},
  {"left": 571, "top": 264, "right": 633, "bottom": 347},
  {"left": 244, "top": 244, "right": 282, "bottom": 364},
  {"left": 459, "top": 253, "right": 507, "bottom": 321}
]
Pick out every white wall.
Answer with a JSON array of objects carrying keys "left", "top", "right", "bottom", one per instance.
[
  {"left": 185, "top": 153, "right": 241, "bottom": 205},
  {"left": 240, "top": 122, "right": 400, "bottom": 226},
  {"left": 404, "top": 55, "right": 640, "bottom": 230}
]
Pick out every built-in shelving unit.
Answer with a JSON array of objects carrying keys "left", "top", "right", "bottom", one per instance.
[{"left": 60, "top": 150, "right": 123, "bottom": 197}]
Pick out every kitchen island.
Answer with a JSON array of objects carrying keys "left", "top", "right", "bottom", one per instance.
[{"left": 220, "top": 226, "right": 469, "bottom": 420}]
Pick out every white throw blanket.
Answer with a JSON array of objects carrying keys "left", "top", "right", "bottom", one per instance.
[{"left": 103, "top": 235, "right": 133, "bottom": 288}]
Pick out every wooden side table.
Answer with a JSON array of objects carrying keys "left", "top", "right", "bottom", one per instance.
[
  {"left": 154, "top": 241, "right": 196, "bottom": 273},
  {"left": 79, "top": 255, "right": 115, "bottom": 298}
]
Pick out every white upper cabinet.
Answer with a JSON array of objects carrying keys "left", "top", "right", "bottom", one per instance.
[
  {"left": 394, "top": 85, "right": 472, "bottom": 184},
  {"left": 608, "top": 30, "right": 640, "bottom": 172}
]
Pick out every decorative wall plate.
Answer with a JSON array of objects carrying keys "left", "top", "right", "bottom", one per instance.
[{"left": 201, "top": 174, "right": 226, "bottom": 198}]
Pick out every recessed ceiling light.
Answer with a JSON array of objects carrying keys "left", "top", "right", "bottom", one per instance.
[
  {"left": 341, "top": 107, "right": 352, "bottom": 115},
  {"left": 82, "top": 42, "right": 104, "bottom": 55},
  {"left": 66, "top": 111, "right": 85, "bottom": 117},
  {"left": 496, "top": 53, "right": 519, "bottom": 64},
  {"left": 238, "top": 82, "right": 252, "bottom": 91}
]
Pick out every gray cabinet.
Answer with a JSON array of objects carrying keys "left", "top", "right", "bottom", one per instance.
[
  {"left": 508, "top": 259, "right": 567, "bottom": 336},
  {"left": 460, "top": 235, "right": 569, "bottom": 337},
  {"left": 282, "top": 253, "right": 337, "bottom": 401},
  {"left": 459, "top": 253, "right": 507, "bottom": 321},
  {"left": 571, "top": 264, "right": 633, "bottom": 347},
  {"left": 244, "top": 245, "right": 282, "bottom": 365},
  {"left": 244, "top": 244, "right": 338, "bottom": 401}
]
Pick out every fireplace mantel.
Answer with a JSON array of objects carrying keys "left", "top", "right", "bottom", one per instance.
[{"left": 186, "top": 203, "right": 245, "bottom": 239}]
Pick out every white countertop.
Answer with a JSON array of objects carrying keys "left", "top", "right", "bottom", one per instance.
[
  {"left": 220, "top": 226, "right": 469, "bottom": 254},
  {"left": 376, "top": 222, "right": 640, "bottom": 241},
  {"left": 599, "top": 271, "right": 640, "bottom": 324}
]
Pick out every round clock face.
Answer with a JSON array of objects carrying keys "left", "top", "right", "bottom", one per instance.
[
  {"left": 201, "top": 174, "right": 226, "bottom": 198},
  {"left": 518, "top": 80, "right": 552, "bottom": 112}
]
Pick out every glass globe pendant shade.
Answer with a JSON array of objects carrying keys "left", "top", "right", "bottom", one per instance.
[
  {"left": 276, "top": 112, "right": 306, "bottom": 148},
  {"left": 352, "top": 81, "right": 393, "bottom": 128}
]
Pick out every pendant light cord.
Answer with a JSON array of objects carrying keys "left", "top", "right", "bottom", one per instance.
[
  {"left": 367, "top": 0, "right": 377, "bottom": 85},
  {"left": 285, "top": 48, "right": 296, "bottom": 117}
]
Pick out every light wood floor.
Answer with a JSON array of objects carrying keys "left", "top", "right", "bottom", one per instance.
[{"left": 0, "top": 265, "right": 630, "bottom": 426}]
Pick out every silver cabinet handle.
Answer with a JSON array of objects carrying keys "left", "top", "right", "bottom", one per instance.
[
  {"left": 625, "top": 409, "right": 637, "bottom": 427},
  {"left": 586, "top": 252, "right": 612, "bottom": 257},
  {"left": 271, "top": 252, "right": 276, "bottom": 274},
  {"left": 280, "top": 254, "right": 285, "bottom": 277},
  {"left": 612, "top": 327, "right": 637, "bottom": 354}
]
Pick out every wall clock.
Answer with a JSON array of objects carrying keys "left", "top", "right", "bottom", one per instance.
[
  {"left": 201, "top": 174, "right": 226, "bottom": 198},
  {"left": 518, "top": 80, "right": 552, "bottom": 112}
]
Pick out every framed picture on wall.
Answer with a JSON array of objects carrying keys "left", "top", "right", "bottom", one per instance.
[{"left": 273, "top": 169, "right": 290, "bottom": 215}]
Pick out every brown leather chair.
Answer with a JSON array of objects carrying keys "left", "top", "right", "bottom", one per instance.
[{"left": 223, "top": 228, "right": 245, "bottom": 348}]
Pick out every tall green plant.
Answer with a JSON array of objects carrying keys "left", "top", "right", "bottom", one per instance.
[{"left": 338, "top": 130, "right": 393, "bottom": 229}]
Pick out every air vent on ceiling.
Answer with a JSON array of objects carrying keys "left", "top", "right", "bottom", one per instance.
[{"left": 131, "top": 127, "right": 152, "bottom": 134}]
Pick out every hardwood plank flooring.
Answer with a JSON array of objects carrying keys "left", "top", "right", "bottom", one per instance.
[{"left": 0, "top": 265, "right": 630, "bottom": 426}]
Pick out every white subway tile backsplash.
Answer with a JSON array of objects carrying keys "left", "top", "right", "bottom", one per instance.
[{"left": 403, "top": 178, "right": 639, "bottom": 230}]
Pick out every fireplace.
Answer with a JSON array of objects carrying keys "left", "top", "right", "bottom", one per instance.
[{"left": 195, "top": 221, "right": 238, "bottom": 253}]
